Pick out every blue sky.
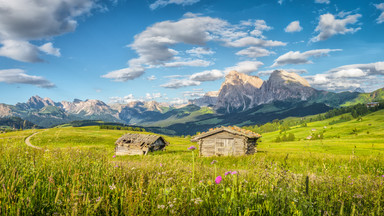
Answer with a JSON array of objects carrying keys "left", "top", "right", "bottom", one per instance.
[{"left": 1, "top": 0, "right": 384, "bottom": 105}]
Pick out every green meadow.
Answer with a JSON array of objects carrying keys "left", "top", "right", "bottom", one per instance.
[{"left": 0, "top": 110, "right": 384, "bottom": 215}]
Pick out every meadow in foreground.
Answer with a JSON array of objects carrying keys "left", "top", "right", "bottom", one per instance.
[{"left": 0, "top": 110, "right": 384, "bottom": 215}]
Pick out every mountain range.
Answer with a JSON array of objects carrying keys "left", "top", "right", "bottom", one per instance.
[{"left": 1, "top": 70, "right": 383, "bottom": 135}]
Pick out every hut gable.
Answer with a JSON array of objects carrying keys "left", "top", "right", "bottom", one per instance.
[
  {"left": 191, "top": 126, "right": 261, "bottom": 157},
  {"left": 115, "top": 134, "right": 168, "bottom": 156}
]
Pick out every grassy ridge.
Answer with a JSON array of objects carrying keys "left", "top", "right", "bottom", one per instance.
[{"left": 0, "top": 110, "right": 384, "bottom": 214}]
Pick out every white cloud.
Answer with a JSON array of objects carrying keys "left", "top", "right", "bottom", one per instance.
[
  {"left": 146, "top": 92, "right": 162, "bottom": 100},
  {"left": 328, "top": 62, "right": 384, "bottom": 75},
  {"left": 186, "top": 47, "right": 215, "bottom": 57},
  {"left": 149, "top": 0, "right": 200, "bottom": 10},
  {"left": 285, "top": 21, "right": 303, "bottom": 33},
  {"left": 258, "top": 68, "right": 308, "bottom": 76},
  {"left": 225, "top": 37, "right": 286, "bottom": 47},
  {"left": 109, "top": 94, "right": 139, "bottom": 104},
  {"left": 183, "top": 90, "right": 205, "bottom": 98},
  {"left": 315, "top": 0, "right": 330, "bottom": 4},
  {"left": 236, "top": 46, "right": 275, "bottom": 58},
  {"left": 190, "top": 69, "right": 224, "bottom": 82},
  {"left": 161, "top": 79, "right": 200, "bottom": 89},
  {"left": 102, "top": 67, "right": 145, "bottom": 81},
  {"left": 0, "top": 68, "right": 55, "bottom": 88},
  {"left": 333, "top": 68, "right": 366, "bottom": 78},
  {"left": 250, "top": 20, "right": 272, "bottom": 38},
  {"left": 102, "top": 16, "right": 230, "bottom": 81},
  {"left": 375, "top": 3, "right": 384, "bottom": 24},
  {"left": 305, "top": 62, "right": 384, "bottom": 92},
  {"left": 164, "top": 59, "right": 211, "bottom": 67},
  {"left": 146, "top": 75, "right": 157, "bottom": 80},
  {"left": 225, "top": 61, "right": 264, "bottom": 74},
  {"left": 0, "top": 0, "right": 105, "bottom": 62},
  {"left": 39, "top": 42, "right": 61, "bottom": 57},
  {"left": 169, "top": 97, "right": 188, "bottom": 105},
  {"left": 271, "top": 49, "right": 341, "bottom": 67},
  {"left": 311, "top": 13, "right": 362, "bottom": 42},
  {"left": 0, "top": 40, "right": 42, "bottom": 62}
]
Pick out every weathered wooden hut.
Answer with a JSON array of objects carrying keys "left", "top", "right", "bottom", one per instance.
[
  {"left": 115, "top": 134, "right": 168, "bottom": 156},
  {"left": 191, "top": 126, "right": 261, "bottom": 157}
]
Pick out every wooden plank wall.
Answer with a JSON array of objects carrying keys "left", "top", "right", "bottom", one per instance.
[{"left": 200, "top": 131, "right": 248, "bottom": 156}]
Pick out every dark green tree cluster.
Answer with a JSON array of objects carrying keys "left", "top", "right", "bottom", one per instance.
[
  {"left": 0, "top": 117, "right": 37, "bottom": 131},
  {"left": 99, "top": 125, "right": 146, "bottom": 132},
  {"left": 275, "top": 133, "right": 295, "bottom": 142}
]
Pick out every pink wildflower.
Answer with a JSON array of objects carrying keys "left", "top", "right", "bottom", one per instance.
[
  {"left": 225, "top": 171, "right": 231, "bottom": 176},
  {"left": 215, "top": 176, "right": 222, "bottom": 184},
  {"left": 188, "top": 146, "right": 196, "bottom": 151},
  {"left": 231, "top": 171, "right": 238, "bottom": 175},
  {"left": 113, "top": 155, "right": 116, "bottom": 158}
]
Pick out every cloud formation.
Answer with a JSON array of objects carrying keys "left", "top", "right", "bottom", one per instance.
[
  {"left": 102, "top": 67, "right": 145, "bottom": 81},
  {"left": 285, "top": 21, "right": 303, "bottom": 33},
  {"left": 311, "top": 13, "right": 362, "bottom": 42},
  {"left": 305, "top": 62, "right": 384, "bottom": 91},
  {"left": 0, "top": 0, "right": 97, "bottom": 62},
  {"left": 258, "top": 69, "right": 308, "bottom": 76},
  {"left": 225, "top": 61, "right": 264, "bottom": 74},
  {"left": 271, "top": 49, "right": 341, "bottom": 67},
  {"left": 375, "top": 3, "right": 384, "bottom": 24},
  {"left": 236, "top": 46, "right": 275, "bottom": 58},
  {"left": 186, "top": 47, "right": 215, "bottom": 57},
  {"left": 39, "top": 43, "right": 61, "bottom": 57},
  {"left": 161, "top": 79, "right": 201, "bottom": 89},
  {"left": 163, "top": 59, "right": 211, "bottom": 67},
  {"left": 0, "top": 69, "right": 55, "bottom": 88},
  {"left": 315, "top": 0, "right": 330, "bottom": 4},
  {"left": 190, "top": 69, "right": 224, "bottom": 82},
  {"left": 0, "top": 40, "right": 42, "bottom": 62},
  {"left": 225, "top": 37, "right": 286, "bottom": 48},
  {"left": 149, "top": 0, "right": 200, "bottom": 10}
]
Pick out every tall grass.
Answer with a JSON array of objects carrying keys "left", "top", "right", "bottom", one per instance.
[{"left": 1, "top": 135, "right": 384, "bottom": 215}]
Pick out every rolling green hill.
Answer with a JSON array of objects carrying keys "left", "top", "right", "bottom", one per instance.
[{"left": 343, "top": 88, "right": 384, "bottom": 106}]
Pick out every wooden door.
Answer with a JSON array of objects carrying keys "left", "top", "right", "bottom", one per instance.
[{"left": 215, "top": 138, "right": 234, "bottom": 156}]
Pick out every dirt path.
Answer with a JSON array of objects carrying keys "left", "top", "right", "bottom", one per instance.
[{"left": 25, "top": 131, "right": 43, "bottom": 150}]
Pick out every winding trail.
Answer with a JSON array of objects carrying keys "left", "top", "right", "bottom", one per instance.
[{"left": 25, "top": 131, "right": 44, "bottom": 150}]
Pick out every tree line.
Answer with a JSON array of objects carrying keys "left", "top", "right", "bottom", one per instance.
[{"left": 99, "top": 125, "right": 146, "bottom": 132}]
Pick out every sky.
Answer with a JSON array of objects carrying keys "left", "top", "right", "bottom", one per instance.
[{"left": 1, "top": 0, "right": 384, "bottom": 105}]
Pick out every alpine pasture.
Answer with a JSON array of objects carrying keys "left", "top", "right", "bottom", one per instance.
[{"left": 1, "top": 110, "right": 384, "bottom": 215}]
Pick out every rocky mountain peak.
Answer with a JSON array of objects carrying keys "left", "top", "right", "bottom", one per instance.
[
  {"left": 221, "top": 70, "right": 263, "bottom": 89},
  {"left": 24, "top": 95, "right": 56, "bottom": 109},
  {"left": 268, "top": 70, "right": 310, "bottom": 87}
]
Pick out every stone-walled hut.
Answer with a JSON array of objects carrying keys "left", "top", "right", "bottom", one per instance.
[
  {"left": 191, "top": 126, "right": 261, "bottom": 157},
  {"left": 115, "top": 134, "right": 168, "bottom": 156}
]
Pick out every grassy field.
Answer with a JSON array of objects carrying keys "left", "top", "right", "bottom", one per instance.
[{"left": 0, "top": 110, "right": 384, "bottom": 215}]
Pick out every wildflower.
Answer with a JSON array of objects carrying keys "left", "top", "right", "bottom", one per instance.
[
  {"left": 231, "top": 171, "right": 238, "bottom": 175},
  {"left": 157, "top": 204, "right": 165, "bottom": 209},
  {"left": 113, "top": 155, "right": 116, "bottom": 158},
  {"left": 199, "top": 180, "right": 203, "bottom": 184},
  {"left": 96, "top": 197, "right": 102, "bottom": 202},
  {"left": 382, "top": 175, "right": 384, "bottom": 178},
  {"left": 160, "top": 163, "right": 163, "bottom": 167},
  {"left": 225, "top": 171, "right": 231, "bottom": 176},
  {"left": 211, "top": 160, "right": 218, "bottom": 165},
  {"left": 48, "top": 176, "right": 55, "bottom": 184},
  {"left": 348, "top": 175, "right": 351, "bottom": 178},
  {"left": 188, "top": 146, "right": 196, "bottom": 151},
  {"left": 215, "top": 176, "right": 222, "bottom": 184},
  {"left": 115, "top": 165, "right": 119, "bottom": 168},
  {"left": 109, "top": 184, "right": 116, "bottom": 190}
]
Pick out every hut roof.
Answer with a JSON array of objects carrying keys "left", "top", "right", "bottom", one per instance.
[
  {"left": 115, "top": 133, "right": 168, "bottom": 147},
  {"left": 191, "top": 126, "right": 261, "bottom": 142}
]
